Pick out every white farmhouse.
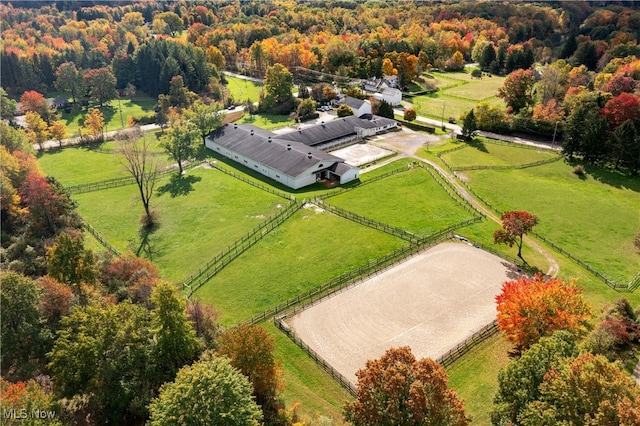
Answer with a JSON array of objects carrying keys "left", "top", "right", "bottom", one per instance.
[{"left": 373, "top": 87, "right": 402, "bottom": 106}]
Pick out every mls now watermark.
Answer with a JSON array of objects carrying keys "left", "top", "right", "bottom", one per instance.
[{"left": 3, "top": 407, "right": 56, "bottom": 420}]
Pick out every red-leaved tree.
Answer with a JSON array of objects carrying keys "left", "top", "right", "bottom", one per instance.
[
  {"left": 496, "top": 273, "right": 592, "bottom": 350},
  {"left": 493, "top": 210, "right": 538, "bottom": 261},
  {"left": 344, "top": 346, "right": 468, "bottom": 426},
  {"left": 497, "top": 69, "right": 537, "bottom": 114},
  {"left": 19, "top": 90, "right": 47, "bottom": 114},
  {"left": 601, "top": 92, "right": 640, "bottom": 128}
]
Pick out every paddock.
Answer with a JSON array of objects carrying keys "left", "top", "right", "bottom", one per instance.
[
  {"left": 330, "top": 143, "right": 394, "bottom": 166},
  {"left": 286, "top": 241, "right": 521, "bottom": 384}
]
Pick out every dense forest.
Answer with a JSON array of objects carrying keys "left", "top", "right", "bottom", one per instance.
[{"left": 1, "top": 1, "right": 640, "bottom": 425}]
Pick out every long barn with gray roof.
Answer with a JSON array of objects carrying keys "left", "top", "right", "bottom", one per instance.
[{"left": 205, "top": 115, "right": 396, "bottom": 189}]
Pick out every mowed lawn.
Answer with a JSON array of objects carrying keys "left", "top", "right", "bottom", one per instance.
[
  {"left": 441, "top": 140, "right": 561, "bottom": 169},
  {"left": 60, "top": 95, "right": 157, "bottom": 137},
  {"left": 326, "top": 167, "right": 477, "bottom": 236},
  {"left": 39, "top": 137, "right": 167, "bottom": 186},
  {"left": 194, "top": 206, "right": 406, "bottom": 325},
  {"left": 466, "top": 161, "right": 640, "bottom": 284},
  {"left": 412, "top": 71, "right": 506, "bottom": 121},
  {"left": 73, "top": 166, "right": 287, "bottom": 282},
  {"left": 225, "top": 75, "right": 264, "bottom": 103}
]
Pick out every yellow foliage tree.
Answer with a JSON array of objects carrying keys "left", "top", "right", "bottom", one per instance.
[{"left": 83, "top": 108, "right": 104, "bottom": 140}]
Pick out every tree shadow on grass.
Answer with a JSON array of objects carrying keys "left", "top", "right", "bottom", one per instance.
[
  {"left": 566, "top": 159, "right": 640, "bottom": 192},
  {"left": 136, "top": 224, "right": 161, "bottom": 261},
  {"left": 466, "top": 137, "right": 489, "bottom": 153},
  {"left": 157, "top": 173, "right": 202, "bottom": 198}
]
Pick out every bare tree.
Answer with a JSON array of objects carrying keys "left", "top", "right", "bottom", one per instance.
[{"left": 116, "top": 127, "right": 161, "bottom": 227}]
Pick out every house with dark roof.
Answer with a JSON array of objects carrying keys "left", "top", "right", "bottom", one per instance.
[
  {"left": 204, "top": 115, "right": 397, "bottom": 189},
  {"left": 341, "top": 96, "right": 372, "bottom": 117},
  {"left": 49, "top": 97, "right": 70, "bottom": 109}
]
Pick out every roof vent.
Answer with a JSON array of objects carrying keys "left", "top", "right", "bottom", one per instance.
[
  {"left": 234, "top": 123, "right": 238, "bottom": 129},
  {"left": 321, "top": 121, "right": 325, "bottom": 126},
  {"left": 307, "top": 152, "right": 312, "bottom": 159},
  {"left": 268, "top": 136, "right": 272, "bottom": 143},
  {"left": 298, "top": 128, "right": 302, "bottom": 133},
  {"left": 287, "top": 144, "right": 291, "bottom": 151},
  {"left": 250, "top": 129, "right": 254, "bottom": 136}
]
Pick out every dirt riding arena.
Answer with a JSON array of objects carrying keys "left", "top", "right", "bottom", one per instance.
[
  {"left": 286, "top": 242, "right": 522, "bottom": 384},
  {"left": 330, "top": 143, "right": 395, "bottom": 166}
]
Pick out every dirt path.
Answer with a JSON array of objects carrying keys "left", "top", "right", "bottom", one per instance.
[{"left": 367, "top": 129, "right": 560, "bottom": 277}]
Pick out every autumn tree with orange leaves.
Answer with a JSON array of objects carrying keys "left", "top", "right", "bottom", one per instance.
[
  {"left": 496, "top": 274, "right": 592, "bottom": 351},
  {"left": 344, "top": 346, "right": 468, "bottom": 426},
  {"left": 493, "top": 210, "right": 538, "bottom": 262}
]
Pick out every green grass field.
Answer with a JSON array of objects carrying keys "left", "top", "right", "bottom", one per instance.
[
  {"left": 466, "top": 161, "right": 640, "bottom": 284},
  {"left": 194, "top": 207, "right": 406, "bottom": 325},
  {"left": 60, "top": 95, "right": 156, "bottom": 137},
  {"left": 326, "top": 167, "right": 477, "bottom": 236},
  {"left": 73, "top": 166, "right": 286, "bottom": 283},
  {"left": 238, "top": 113, "right": 295, "bottom": 130},
  {"left": 38, "top": 136, "right": 168, "bottom": 186},
  {"left": 225, "top": 75, "right": 264, "bottom": 103},
  {"left": 441, "top": 139, "right": 561, "bottom": 169},
  {"left": 412, "top": 71, "right": 506, "bottom": 122}
]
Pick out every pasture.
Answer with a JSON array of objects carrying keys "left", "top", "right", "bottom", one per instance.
[
  {"left": 60, "top": 95, "right": 156, "bottom": 136},
  {"left": 37, "top": 123, "right": 640, "bottom": 425},
  {"left": 224, "top": 75, "right": 264, "bottom": 103},
  {"left": 440, "top": 138, "right": 561, "bottom": 169},
  {"left": 38, "top": 137, "right": 167, "bottom": 186},
  {"left": 466, "top": 161, "right": 639, "bottom": 284},
  {"left": 326, "top": 167, "right": 477, "bottom": 236},
  {"left": 412, "top": 71, "right": 506, "bottom": 122},
  {"left": 194, "top": 205, "right": 406, "bottom": 325},
  {"left": 72, "top": 166, "right": 287, "bottom": 283}
]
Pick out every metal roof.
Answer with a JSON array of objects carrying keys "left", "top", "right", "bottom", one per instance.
[
  {"left": 276, "top": 115, "right": 396, "bottom": 147},
  {"left": 207, "top": 124, "right": 344, "bottom": 178}
]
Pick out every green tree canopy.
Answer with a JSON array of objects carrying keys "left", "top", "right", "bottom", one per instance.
[
  {"left": 48, "top": 302, "right": 154, "bottom": 423},
  {"left": 491, "top": 331, "right": 579, "bottom": 426},
  {"left": 259, "top": 63, "right": 294, "bottom": 114},
  {"left": 461, "top": 108, "right": 477, "bottom": 140},
  {"left": 184, "top": 100, "right": 223, "bottom": 139},
  {"left": 150, "top": 281, "right": 202, "bottom": 384},
  {"left": 54, "top": 62, "right": 82, "bottom": 104},
  {"left": 161, "top": 121, "right": 202, "bottom": 175},
  {"left": 0, "top": 272, "right": 49, "bottom": 381},
  {"left": 148, "top": 356, "right": 263, "bottom": 426}
]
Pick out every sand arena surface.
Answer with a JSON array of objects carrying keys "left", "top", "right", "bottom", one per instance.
[
  {"left": 330, "top": 143, "right": 395, "bottom": 167},
  {"left": 287, "top": 242, "right": 521, "bottom": 384}
]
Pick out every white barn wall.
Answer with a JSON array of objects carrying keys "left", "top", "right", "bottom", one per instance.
[
  {"left": 339, "top": 168, "right": 359, "bottom": 184},
  {"left": 205, "top": 137, "right": 347, "bottom": 189},
  {"left": 205, "top": 137, "right": 298, "bottom": 188}
]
